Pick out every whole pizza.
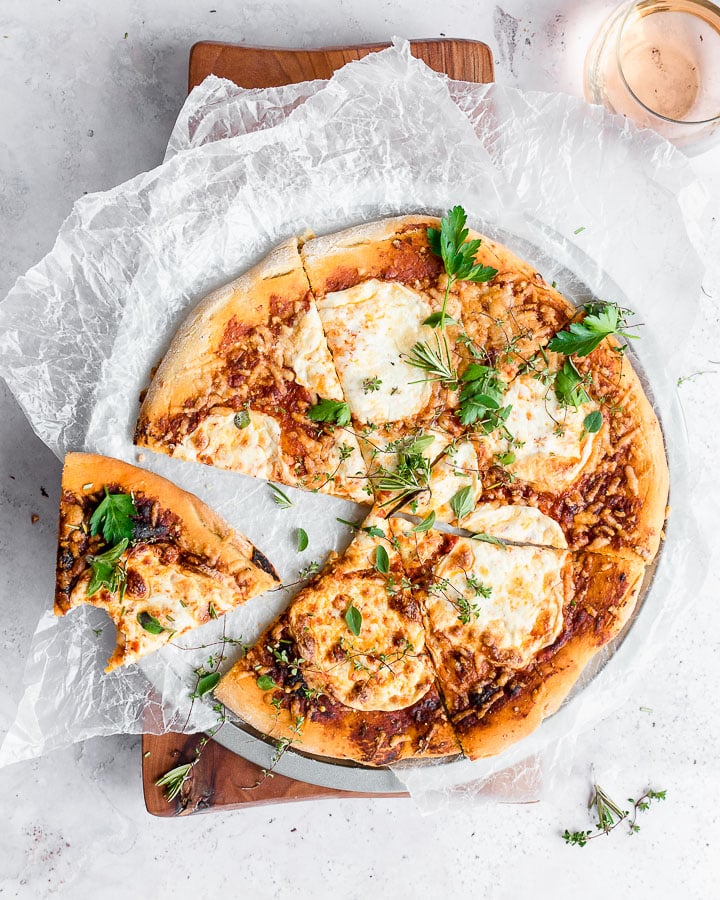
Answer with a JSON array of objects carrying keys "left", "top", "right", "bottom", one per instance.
[{"left": 58, "top": 207, "right": 668, "bottom": 766}]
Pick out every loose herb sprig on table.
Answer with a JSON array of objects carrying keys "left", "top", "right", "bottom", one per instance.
[{"left": 562, "top": 783, "right": 667, "bottom": 846}]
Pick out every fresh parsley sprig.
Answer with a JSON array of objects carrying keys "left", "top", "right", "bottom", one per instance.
[
  {"left": 427, "top": 206, "right": 498, "bottom": 330},
  {"left": 458, "top": 363, "right": 511, "bottom": 433},
  {"left": 548, "top": 303, "right": 637, "bottom": 358}
]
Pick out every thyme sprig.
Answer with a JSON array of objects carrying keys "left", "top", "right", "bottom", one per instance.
[{"left": 563, "top": 783, "right": 667, "bottom": 846}]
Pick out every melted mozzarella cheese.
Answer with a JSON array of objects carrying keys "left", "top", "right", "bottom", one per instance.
[
  {"left": 288, "top": 304, "right": 345, "bottom": 399},
  {"left": 463, "top": 504, "right": 567, "bottom": 549},
  {"left": 288, "top": 574, "right": 432, "bottom": 712},
  {"left": 317, "top": 279, "right": 433, "bottom": 423},
  {"left": 428, "top": 538, "right": 566, "bottom": 669},
  {"left": 484, "top": 373, "right": 598, "bottom": 490},
  {"left": 175, "top": 409, "right": 281, "bottom": 478},
  {"left": 416, "top": 433, "right": 482, "bottom": 520},
  {"left": 71, "top": 544, "right": 241, "bottom": 670}
]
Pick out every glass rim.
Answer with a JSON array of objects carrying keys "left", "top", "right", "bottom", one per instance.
[{"left": 616, "top": 0, "right": 720, "bottom": 126}]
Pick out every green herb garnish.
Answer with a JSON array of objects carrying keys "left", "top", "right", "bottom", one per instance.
[
  {"left": 563, "top": 784, "right": 666, "bottom": 847},
  {"left": 269, "top": 483, "right": 293, "bottom": 509},
  {"left": 583, "top": 410, "right": 603, "bottom": 434},
  {"left": 307, "top": 398, "right": 351, "bottom": 427},
  {"left": 196, "top": 672, "right": 221, "bottom": 697},
  {"left": 256, "top": 674, "right": 277, "bottom": 691},
  {"left": 137, "top": 610, "right": 165, "bottom": 635},
  {"left": 86, "top": 538, "right": 129, "bottom": 597},
  {"left": 89, "top": 488, "right": 136, "bottom": 545},
  {"left": 345, "top": 603, "right": 362, "bottom": 636},
  {"left": 233, "top": 409, "right": 251, "bottom": 429},
  {"left": 296, "top": 527, "right": 309, "bottom": 552},
  {"left": 554, "top": 358, "right": 592, "bottom": 408},
  {"left": 374, "top": 544, "right": 390, "bottom": 574},
  {"left": 427, "top": 206, "right": 498, "bottom": 330},
  {"left": 449, "top": 485, "right": 474, "bottom": 522},
  {"left": 362, "top": 376, "right": 382, "bottom": 393},
  {"left": 412, "top": 511, "right": 436, "bottom": 532},
  {"left": 548, "top": 303, "right": 637, "bottom": 358}
]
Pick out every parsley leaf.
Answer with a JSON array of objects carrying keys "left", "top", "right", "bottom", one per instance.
[
  {"left": 345, "top": 603, "right": 362, "bottom": 636},
  {"left": 450, "top": 485, "right": 474, "bottom": 522},
  {"left": 307, "top": 398, "right": 351, "bottom": 427},
  {"left": 428, "top": 206, "right": 498, "bottom": 285},
  {"left": 458, "top": 364, "right": 511, "bottom": 432},
  {"left": 86, "top": 538, "right": 129, "bottom": 597},
  {"left": 89, "top": 489, "right": 136, "bottom": 545},
  {"left": 548, "top": 304, "right": 637, "bottom": 358},
  {"left": 554, "top": 359, "right": 591, "bottom": 408}
]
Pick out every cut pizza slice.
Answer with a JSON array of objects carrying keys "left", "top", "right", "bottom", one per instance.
[
  {"left": 465, "top": 318, "right": 668, "bottom": 564},
  {"left": 301, "top": 216, "right": 483, "bottom": 521},
  {"left": 394, "top": 507, "right": 646, "bottom": 759},
  {"left": 55, "top": 453, "right": 279, "bottom": 671},
  {"left": 215, "top": 513, "right": 460, "bottom": 766},
  {"left": 134, "top": 237, "right": 367, "bottom": 502}
]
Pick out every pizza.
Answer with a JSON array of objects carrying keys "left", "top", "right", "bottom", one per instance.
[
  {"left": 134, "top": 237, "right": 367, "bottom": 503},
  {"left": 55, "top": 453, "right": 279, "bottom": 671},
  {"left": 76, "top": 206, "right": 667, "bottom": 765},
  {"left": 217, "top": 506, "right": 644, "bottom": 762}
]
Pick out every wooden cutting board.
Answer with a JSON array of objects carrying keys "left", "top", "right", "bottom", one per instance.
[
  {"left": 188, "top": 39, "right": 494, "bottom": 91},
  {"left": 143, "top": 37, "right": 494, "bottom": 817}
]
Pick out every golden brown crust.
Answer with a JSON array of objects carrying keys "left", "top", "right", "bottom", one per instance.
[
  {"left": 215, "top": 614, "right": 460, "bottom": 767},
  {"left": 134, "top": 238, "right": 366, "bottom": 502},
  {"left": 55, "top": 453, "right": 279, "bottom": 669},
  {"left": 452, "top": 551, "right": 645, "bottom": 759}
]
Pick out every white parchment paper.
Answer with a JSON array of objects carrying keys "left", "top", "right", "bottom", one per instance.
[{"left": 0, "top": 43, "right": 709, "bottom": 807}]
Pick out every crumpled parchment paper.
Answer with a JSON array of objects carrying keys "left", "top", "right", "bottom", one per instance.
[{"left": 0, "top": 42, "right": 709, "bottom": 808}]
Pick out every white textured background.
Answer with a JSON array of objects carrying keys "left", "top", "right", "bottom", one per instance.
[{"left": 1, "top": 1, "right": 719, "bottom": 897}]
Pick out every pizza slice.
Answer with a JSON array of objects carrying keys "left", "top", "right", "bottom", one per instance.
[
  {"left": 134, "top": 237, "right": 367, "bottom": 502},
  {"left": 301, "top": 216, "right": 483, "bottom": 521},
  {"left": 215, "top": 514, "right": 460, "bottom": 766},
  {"left": 394, "top": 506, "right": 646, "bottom": 759},
  {"left": 55, "top": 453, "right": 279, "bottom": 671},
  {"left": 465, "top": 316, "right": 668, "bottom": 563}
]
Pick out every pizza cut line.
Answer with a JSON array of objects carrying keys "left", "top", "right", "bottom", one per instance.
[{"left": 53, "top": 208, "right": 668, "bottom": 766}]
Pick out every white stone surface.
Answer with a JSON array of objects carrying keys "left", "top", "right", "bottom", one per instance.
[{"left": 1, "top": 0, "right": 719, "bottom": 897}]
